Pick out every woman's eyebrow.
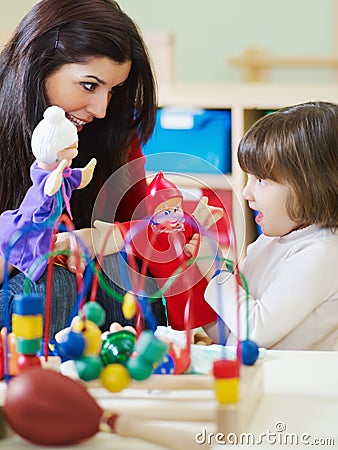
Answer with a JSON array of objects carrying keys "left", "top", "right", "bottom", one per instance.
[{"left": 83, "top": 75, "right": 105, "bottom": 85}]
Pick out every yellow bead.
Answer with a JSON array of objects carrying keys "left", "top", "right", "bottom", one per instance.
[
  {"left": 99, "top": 364, "right": 130, "bottom": 392},
  {"left": 122, "top": 292, "right": 137, "bottom": 319},
  {"left": 12, "top": 314, "right": 42, "bottom": 339},
  {"left": 72, "top": 319, "right": 102, "bottom": 355}
]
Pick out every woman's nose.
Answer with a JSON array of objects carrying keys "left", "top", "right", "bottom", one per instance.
[{"left": 87, "top": 93, "right": 109, "bottom": 119}]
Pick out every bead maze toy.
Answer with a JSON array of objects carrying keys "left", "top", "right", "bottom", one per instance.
[{"left": 0, "top": 167, "right": 264, "bottom": 448}]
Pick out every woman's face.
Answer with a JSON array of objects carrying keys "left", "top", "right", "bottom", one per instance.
[{"left": 45, "top": 57, "right": 131, "bottom": 132}]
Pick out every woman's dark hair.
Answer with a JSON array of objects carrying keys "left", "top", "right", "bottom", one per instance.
[
  {"left": 238, "top": 101, "right": 338, "bottom": 230},
  {"left": 0, "top": 0, "right": 157, "bottom": 227}
]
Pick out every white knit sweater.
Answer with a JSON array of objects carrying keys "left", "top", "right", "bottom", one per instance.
[{"left": 204, "top": 225, "right": 338, "bottom": 350}]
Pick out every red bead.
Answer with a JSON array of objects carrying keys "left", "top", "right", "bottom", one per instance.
[{"left": 17, "top": 354, "right": 41, "bottom": 372}]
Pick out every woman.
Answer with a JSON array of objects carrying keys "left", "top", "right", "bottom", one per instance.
[{"left": 0, "top": 0, "right": 166, "bottom": 336}]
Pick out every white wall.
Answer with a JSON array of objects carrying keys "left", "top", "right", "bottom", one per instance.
[
  {"left": 119, "top": 0, "right": 336, "bottom": 83},
  {"left": 1, "top": 0, "right": 336, "bottom": 83},
  {"left": 0, "top": 0, "right": 38, "bottom": 32}
]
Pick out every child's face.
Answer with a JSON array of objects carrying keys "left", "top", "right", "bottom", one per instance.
[{"left": 243, "top": 174, "right": 298, "bottom": 237}]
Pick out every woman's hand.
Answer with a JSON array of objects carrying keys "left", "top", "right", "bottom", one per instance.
[{"left": 53, "top": 228, "right": 99, "bottom": 274}]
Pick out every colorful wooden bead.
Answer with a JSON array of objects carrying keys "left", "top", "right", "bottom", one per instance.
[
  {"left": 82, "top": 302, "right": 106, "bottom": 327},
  {"left": 240, "top": 339, "right": 259, "bottom": 366},
  {"left": 101, "top": 330, "right": 136, "bottom": 365},
  {"left": 213, "top": 359, "right": 240, "bottom": 404},
  {"left": 99, "top": 364, "right": 130, "bottom": 392},
  {"left": 12, "top": 315, "right": 43, "bottom": 340},
  {"left": 75, "top": 355, "right": 103, "bottom": 381},
  {"left": 72, "top": 319, "right": 102, "bottom": 356}
]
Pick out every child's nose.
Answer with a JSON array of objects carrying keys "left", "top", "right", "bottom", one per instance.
[{"left": 242, "top": 180, "right": 254, "bottom": 201}]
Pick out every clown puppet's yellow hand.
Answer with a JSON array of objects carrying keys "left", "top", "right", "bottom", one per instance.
[{"left": 192, "top": 196, "right": 223, "bottom": 230}]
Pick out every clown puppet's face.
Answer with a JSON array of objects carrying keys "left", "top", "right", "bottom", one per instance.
[{"left": 152, "top": 197, "right": 185, "bottom": 231}]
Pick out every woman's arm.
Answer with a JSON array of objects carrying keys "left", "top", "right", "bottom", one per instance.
[
  {"left": 0, "top": 256, "right": 15, "bottom": 285},
  {"left": 53, "top": 228, "right": 97, "bottom": 273}
]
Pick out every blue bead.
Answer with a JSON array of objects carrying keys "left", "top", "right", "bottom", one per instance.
[
  {"left": 153, "top": 354, "right": 175, "bottom": 374},
  {"left": 58, "top": 330, "right": 86, "bottom": 359},
  {"left": 240, "top": 339, "right": 259, "bottom": 366}
]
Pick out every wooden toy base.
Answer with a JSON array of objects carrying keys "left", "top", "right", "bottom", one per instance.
[
  {"left": 0, "top": 407, "right": 13, "bottom": 439},
  {"left": 217, "top": 361, "right": 264, "bottom": 436},
  {"left": 0, "top": 361, "right": 264, "bottom": 448},
  {"left": 87, "top": 361, "right": 264, "bottom": 449}
]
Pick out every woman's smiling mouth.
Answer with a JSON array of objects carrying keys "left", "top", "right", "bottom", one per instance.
[{"left": 66, "top": 113, "right": 88, "bottom": 131}]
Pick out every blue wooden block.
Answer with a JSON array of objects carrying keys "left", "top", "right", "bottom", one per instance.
[{"left": 13, "top": 294, "right": 43, "bottom": 316}]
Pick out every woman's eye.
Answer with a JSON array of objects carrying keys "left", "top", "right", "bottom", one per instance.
[
  {"left": 81, "top": 82, "right": 97, "bottom": 92},
  {"left": 164, "top": 210, "right": 170, "bottom": 216}
]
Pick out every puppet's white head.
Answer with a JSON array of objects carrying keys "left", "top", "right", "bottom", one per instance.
[{"left": 31, "top": 106, "right": 78, "bottom": 165}]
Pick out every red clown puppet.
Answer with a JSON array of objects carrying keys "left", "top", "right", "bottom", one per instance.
[{"left": 93, "top": 171, "right": 223, "bottom": 331}]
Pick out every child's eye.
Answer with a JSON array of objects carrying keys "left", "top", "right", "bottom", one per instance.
[
  {"left": 81, "top": 82, "right": 98, "bottom": 92},
  {"left": 164, "top": 210, "right": 170, "bottom": 216},
  {"left": 256, "top": 178, "right": 266, "bottom": 186}
]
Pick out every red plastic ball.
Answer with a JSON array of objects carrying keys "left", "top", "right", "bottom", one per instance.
[{"left": 4, "top": 367, "right": 103, "bottom": 445}]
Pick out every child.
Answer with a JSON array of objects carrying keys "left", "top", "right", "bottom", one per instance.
[
  {"left": 185, "top": 101, "right": 338, "bottom": 350},
  {"left": 0, "top": 106, "right": 96, "bottom": 283}
]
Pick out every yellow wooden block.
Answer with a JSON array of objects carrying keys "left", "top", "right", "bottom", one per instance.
[
  {"left": 12, "top": 314, "right": 42, "bottom": 339},
  {"left": 215, "top": 377, "right": 239, "bottom": 404}
]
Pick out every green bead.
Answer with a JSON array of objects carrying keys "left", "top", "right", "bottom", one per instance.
[
  {"left": 125, "top": 331, "right": 169, "bottom": 381},
  {"left": 126, "top": 357, "right": 153, "bottom": 381},
  {"left": 136, "top": 330, "right": 168, "bottom": 365},
  {"left": 101, "top": 330, "right": 136, "bottom": 366},
  {"left": 81, "top": 302, "right": 106, "bottom": 327},
  {"left": 75, "top": 355, "right": 103, "bottom": 381}
]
